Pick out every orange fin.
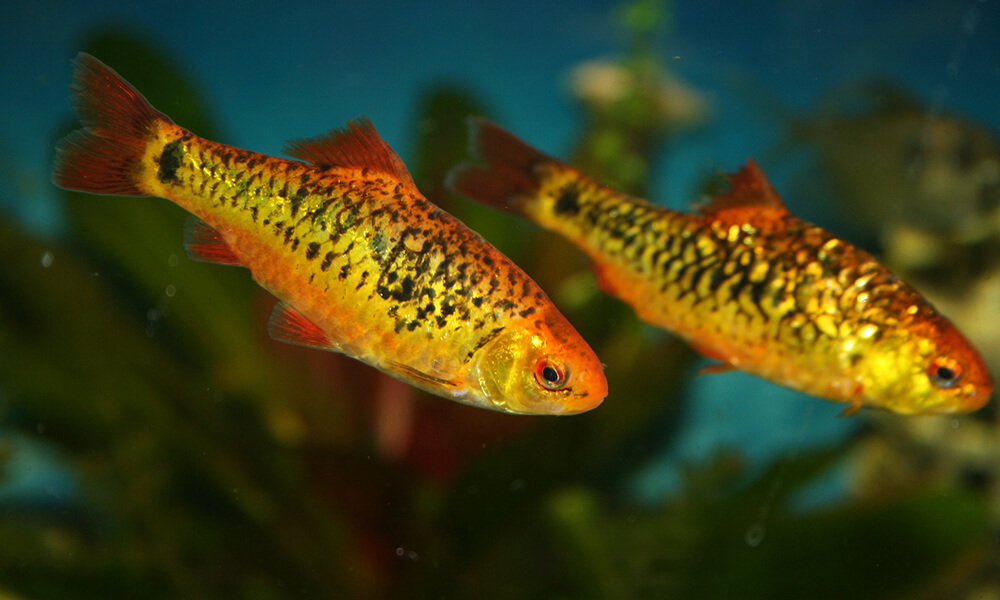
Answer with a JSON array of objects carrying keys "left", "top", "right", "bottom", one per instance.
[
  {"left": 182, "top": 217, "right": 244, "bottom": 266},
  {"left": 697, "top": 363, "right": 737, "bottom": 377},
  {"left": 838, "top": 400, "right": 863, "bottom": 417},
  {"left": 267, "top": 302, "right": 339, "bottom": 351},
  {"left": 387, "top": 361, "right": 459, "bottom": 389},
  {"left": 591, "top": 262, "right": 619, "bottom": 296},
  {"left": 284, "top": 118, "right": 415, "bottom": 186},
  {"left": 697, "top": 160, "right": 787, "bottom": 216},
  {"left": 52, "top": 52, "right": 172, "bottom": 196},
  {"left": 446, "top": 117, "right": 556, "bottom": 216},
  {"left": 689, "top": 341, "right": 731, "bottom": 364}
]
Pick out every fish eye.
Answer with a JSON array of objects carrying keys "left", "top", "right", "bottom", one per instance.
[
  {"left": 928, "top": 357, "right": 963, "bottom": 389},
  {"left": 534, "top": 359, "right": 569, "bottom": 391}
]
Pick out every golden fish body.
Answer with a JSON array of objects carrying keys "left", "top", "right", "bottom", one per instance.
[
  {"left": 450, "top": 119, "right": 993, "bottom": 415},
  {"left": 52, "top": 54, "right": 606, "bottom": 415}
]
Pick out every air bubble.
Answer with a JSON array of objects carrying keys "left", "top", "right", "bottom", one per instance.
[{"left": 745, "top": 523, "right": 766, "bottom": 547}]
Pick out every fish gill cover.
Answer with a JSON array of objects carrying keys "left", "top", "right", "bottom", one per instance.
[{"left": 0, "top": 3, "right": 997, "bottom": 599}]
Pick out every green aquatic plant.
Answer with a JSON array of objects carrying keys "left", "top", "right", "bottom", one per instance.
[{"left": 0, "top": 9, "right": 993, "bottom": 599}]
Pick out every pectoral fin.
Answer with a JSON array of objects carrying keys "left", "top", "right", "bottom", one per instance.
[
  {"left": 697, "top": 363, "right": 737, "bottom": 377},
  {"left": 838, "top": 400, "right": 863, "bottom": 417},
  {"left": 386, "top": 361, "right": 459, "bottom": 390}
]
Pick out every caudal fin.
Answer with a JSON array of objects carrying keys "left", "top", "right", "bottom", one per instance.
[
  {"left": 446, "top": 118, "right": 558, "bottom": 215},
  {"left": 52, "top": 52, "right": 172, "bottom": 196}
]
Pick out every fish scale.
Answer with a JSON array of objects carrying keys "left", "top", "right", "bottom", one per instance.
[
  {"left": 449, "top": 118, "right": 992, "bottom": 415},
  {"left": 147, "top": 129, "right": 546, "bottom": 370},
  {"left": 52, "top": 54, "right": 606, "bottom": 415},
  {"left": 569, "top": 177, "right": 899, "bottom": 361}
]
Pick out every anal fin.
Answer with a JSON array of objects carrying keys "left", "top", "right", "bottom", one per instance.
[
  {"left": 267, "top": 302, "right": 340, "bottom": 351},
  {"left": 183, "top": 216, "right": 244, "bottom": 266}
]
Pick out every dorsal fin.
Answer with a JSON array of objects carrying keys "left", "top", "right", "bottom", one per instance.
[
  {"left": 283, "top": 117, "right": 415, "bottom": 186},
  {"left": 698, "top": 160, "right": 787, "bottom": 216}
]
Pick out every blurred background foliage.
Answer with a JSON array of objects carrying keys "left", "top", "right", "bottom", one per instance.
[{"left": 1, "top": 1, "right": 997, "bottom": 598}]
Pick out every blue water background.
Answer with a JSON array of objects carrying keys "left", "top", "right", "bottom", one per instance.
[{"left": 3, "top": 0, "right": 999, "bottom": 507}]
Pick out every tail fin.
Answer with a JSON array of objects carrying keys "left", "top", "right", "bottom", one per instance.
[
  {"left": 52, "top": 52, "right": 172, "bottom": 196},
  {"left": 446, "top": 118, "right": 557, "bottom": 214}
]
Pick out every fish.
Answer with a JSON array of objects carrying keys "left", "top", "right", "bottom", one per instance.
[
  {"left": 51, "top": 53, "right": 607, "bottom": 415},
  {"left": 448, "top": 118, "right": 993, "bottom": 416},
  {"left": 794, "top": 80, "right": 1000, "bottom": 239}
]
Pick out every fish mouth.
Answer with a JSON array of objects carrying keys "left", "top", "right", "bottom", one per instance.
[
  {"left": 573, "top": 361, "right": 609, "bottom": 413},
  {"left": 557, "top": 393, "right": 604, "bottom": 415},
  {"left": 551, "top": 376, "right": 607, "bottom": 416},
  {"left": 959, "top": 387, "right": 992, "bottom": 412},
  {"left": 895, "top": 386, "right": 992, "bottom": 415},
  {"left": 476, "top": 384, "right": 604, "bottom": 416},
  {"left": 519, "top": 396, "right": 603, "bottom": 416}
]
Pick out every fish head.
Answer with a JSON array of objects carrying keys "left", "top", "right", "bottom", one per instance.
[
  {"left": 854, "top": 315, "right": 993, "bottom": 415},
  {"left": 473, "top": 311, "right": 607, "bottom": 415}
]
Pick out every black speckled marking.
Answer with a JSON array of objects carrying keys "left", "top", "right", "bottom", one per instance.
[
  {"left": 289, "top": 188, "right": 308, "bottom": 218},
  {"left": 305, "top": 242, "right": 321, "bottom": 260},
  {"left": 158, "top": 140, "right": 184, "bottom": 183},
  {"left": 395, "top": 276, "right": 415, "bottom": 301},
  {"left": 555, "top": 185, "right": 581, "bottom": 216},
  {"left": 465, "top": 326, "right": 506, "bottom": 362}
]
